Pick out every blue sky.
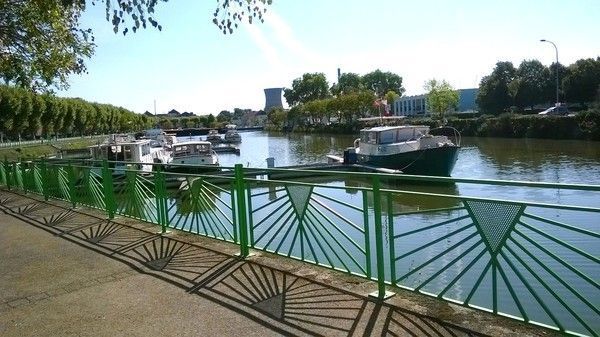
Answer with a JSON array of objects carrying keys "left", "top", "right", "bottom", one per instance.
[{"left": 60, "top": 0, "right": 600, "bottom": 115}]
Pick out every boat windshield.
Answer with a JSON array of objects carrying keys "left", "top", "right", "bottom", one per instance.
[
  {"left": 173, "top": 144, "right": 211, "bottom": 157},
  {"left": 360, "top": 127, "right": 429, "bottom": 144}
]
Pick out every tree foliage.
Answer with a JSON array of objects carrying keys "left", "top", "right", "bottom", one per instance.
[
  {"left": 0, "top": 85, "right": 153, "bottom": 139},
  {"left": 361, "top": 69, "right": 404, "bottom": 98},
  {"left": 284, "top": 73, "right": 331, "bottom": 106},
  {"left": 331, "top": 72, "right": 363, "bottom": 95},
  {"left": 0, "top": 0, "right": 94, "bottom": 91},
  {"left": 563, "top": 57, "right": 600, "bottom": 106},
  {"left": 212, "top": 0, "right": 272, "bottom": 34},
  {"left": 477, "top": 61, "right": 516, "bottom": 114},
  {"left": 424, "top": 79, "right": 459, "bottom": 118},
  {"left": 1, "top": 0, "right": 271, "bottom": 92},
  {"left": 478, "top": 58, "right": 600, "bottom": 113},
  {"left": 510, "top": 60, "right": 550, "bottom": 110}
]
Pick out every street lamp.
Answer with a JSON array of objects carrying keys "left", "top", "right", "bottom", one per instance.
[{"left": 540, "top": 39, "right": 559, "bottom": 105}]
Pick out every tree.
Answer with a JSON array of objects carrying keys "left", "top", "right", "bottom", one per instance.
[
  {"left": 206, "top": 114, "right": 216, "bottom": 127},
  {"left": 424, "top": 79, "right": 459, "bottom": 119},
  {"left": 548, "top": 62, "right": 569, "bottom": 103},
  {"left": 28, "top": 94, "right": 46, "bottom": 137},
  {"left": 304, "top": 99, "right": 331, "bottom": 124},
  {"left": 331, "top": 72, "right": 363, "bottom": 95},
  {"left": 267, "top": 107, "right": 288, "bottom": 128},
  {"left": 1, "top": 0, "right": 271, "bottom": 92},
  {"left": 563, "top": 57, "right": 600, "bottom": 107},
  {"left": 384, "top": 90, "right": 399, "bottom": 115},
  {"left": 284, "top": 73, "right": 330, "bottom": 106},
  {"left": 361, "top": 69, "right": 404, "bottom": 98},
  {"left": 510, "top": 60, "right": 550, "bottom": 110},
  {"left": 158, "top": 118, "right": 173, "bottom": 129},
  {"left": 477, "top": 61, "right": 516, "bottom": 114},
  {"left": 0, "top": 1, "right": 94, "bottom": 91},
  {"left": 217, "top": 110, "right": 232, "bottom": 123}
]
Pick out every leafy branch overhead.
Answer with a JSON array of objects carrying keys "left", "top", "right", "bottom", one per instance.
[
  {"left": 0, "top": 0, "right": 272, "bottom": 92},
  {"left": 80, "top": 0, "right": 271, "bottom": 35},
  {"left": 213, "top": 0, "right": 273, "bottom": 35}
]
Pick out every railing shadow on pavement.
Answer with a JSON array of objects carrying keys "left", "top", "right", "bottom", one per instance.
[{"left": 0, "top": 189, "right": 489, "bottom": 337}]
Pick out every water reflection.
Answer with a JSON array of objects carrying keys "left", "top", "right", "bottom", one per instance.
[{"left": 457, "top": 137, "right": 600, "bottom": 184}]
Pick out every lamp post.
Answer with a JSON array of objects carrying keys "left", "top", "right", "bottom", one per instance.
[{"left": 540, "top": 39, "right": 559, "bottom": 106}]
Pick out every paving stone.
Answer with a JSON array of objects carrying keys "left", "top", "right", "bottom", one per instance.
[
  {"left": 26, "top": 293, "right": 49, "bottom": 302},
  {"left": 7, "top": 299, "right": 29, "bottom": 308},
  {"left": 46, "top": 288, "right": 67, "bottom": 297},
  {"left": 96, "top": 275, "right": 117, "bottom": 284}
]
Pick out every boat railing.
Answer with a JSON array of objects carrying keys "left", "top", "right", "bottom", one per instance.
[
  {"left": 1, "top": 158, "right": 598, "bottom": 337},
  {"left": 430, "top": 126, "right": 461, "bottom": 146}
]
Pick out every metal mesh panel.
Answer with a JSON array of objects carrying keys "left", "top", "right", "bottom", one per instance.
[
  {"left": 465, "top": 200, "right": 523, "bottom": 254},
  {"left": 285, "top": 185, "right": 313, "bottom": 221}
]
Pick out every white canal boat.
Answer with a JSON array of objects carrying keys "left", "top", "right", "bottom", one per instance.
[{"left": 90, "top": 134, "right": 172, "bottom": 174}]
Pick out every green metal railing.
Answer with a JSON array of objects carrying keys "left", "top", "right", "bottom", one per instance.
[{"left": 0, "top": 159, "right": 598, "bottom": 336}]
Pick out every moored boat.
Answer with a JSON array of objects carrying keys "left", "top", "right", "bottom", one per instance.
[
  {"left": 167, "top": 140, "right": 219, "bottom": 172},
  {"left": 206, "top": 129, "right": 222, "bottom": 143},
  {"left": 223, "top": 124, "right": 242, "bottom": 143},
  {"left": 349, "top": 125, "right": 460, "bottom": 176},
  {"left": 89, "top": 134, "right": 172, "bottom": 174}
]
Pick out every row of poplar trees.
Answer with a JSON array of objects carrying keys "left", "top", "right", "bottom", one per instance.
[{"left": 0, "top": 85, "right": 154, "bottom": 141}]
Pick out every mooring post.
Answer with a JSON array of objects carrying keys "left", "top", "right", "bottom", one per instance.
[{"left": 234, "top": 164, "right": 249, "bottom": 257}]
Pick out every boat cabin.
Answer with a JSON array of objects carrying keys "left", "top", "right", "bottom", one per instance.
[
  {"left": 170, "top": 141, "right": 219, "bottom": 166},
  {"left": 91, "top": 141, "right": 152, "bottom": 162},
  {"left": 172, "top": 142, "right": 214, "bottom": 159},
  {"left": 359, "top": 125, "right": 430, "bottom": 145}
]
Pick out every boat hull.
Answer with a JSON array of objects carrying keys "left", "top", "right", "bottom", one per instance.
[{"left": 356, "top": 145, "right": 460, "bottom": 176}]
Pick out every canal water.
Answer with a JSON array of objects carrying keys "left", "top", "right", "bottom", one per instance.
[
  {"left": 176, "top": 131, "right": 599, "bottom": 334},
  {"left": 210, "top": 130, "right": 600, "bottom": 184}
]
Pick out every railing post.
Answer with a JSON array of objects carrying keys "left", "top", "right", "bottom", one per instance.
[
  {"left": 154, "top": 165, "right": 168, "bottom": 233},
  {"left": 234, "top": 164, "right": 249, "bottom": 257},
  {"left": 1, "top": 158, "right": 8, "bottom": 189},
  {"left": 370, "top": 175, "right": 394, "bottom": 300},
  {"left": 102, "top": 160, "right": 116, "bottom": 219},
  {"left": 12, "top": 163, "right": 18, "bottom": 191},
  {"left": 41, "top": 159, "right": 49, "bottom": 201},
  {"left": 67, "top": 162, "right": 77, "bottom": 208},
  {"left": 20, "top": 162, "right": 27, "bottom": 194}
]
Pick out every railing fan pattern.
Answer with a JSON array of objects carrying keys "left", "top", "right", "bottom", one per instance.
[{"left": 0, "top": 159, "right": 597, "bottom": 337}]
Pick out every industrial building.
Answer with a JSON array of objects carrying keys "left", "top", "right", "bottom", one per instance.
[
  {"left": 393, "top": 88, "right": 479, "bottom": 116},
  {"left": 264, "top": 88, "right": 284, "bottom": 112}
]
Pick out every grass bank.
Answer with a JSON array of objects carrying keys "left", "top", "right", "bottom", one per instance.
[{"left": 0, "top": 138, "right": 102, "bottom": 161}]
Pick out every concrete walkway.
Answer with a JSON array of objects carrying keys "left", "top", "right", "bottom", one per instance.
[{"left": 0, "top": 189, "right": 554, "bottom": 337}]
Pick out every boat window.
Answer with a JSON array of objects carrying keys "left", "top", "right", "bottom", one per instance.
[
  {"left": 108, "top": 145, "right": 123, "bottom": 161},
  {"left": 196, "top": 144, "right": 209, "bottom": 152},
  {"left": 396, "top": 128, "right": 416, "bottom": 141},
  {"left": 378, "top": 130, "right": 395, "bottom": 144},
  {"left": 123, "top": 145, "right": 132, "bottom": 161},
  {"left": 142, "top": 144, "right": 150, "bottom": 156},
  {"left": 361, "top": 131, "right": 378, "bottom": 144},
  {"left": 174, "top": 145, "right": 192, "bottom": 157}
]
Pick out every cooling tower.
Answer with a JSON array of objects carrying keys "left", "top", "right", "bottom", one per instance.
[{"left": 264, "top": 88, "right": 284, "bottom": 112}]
